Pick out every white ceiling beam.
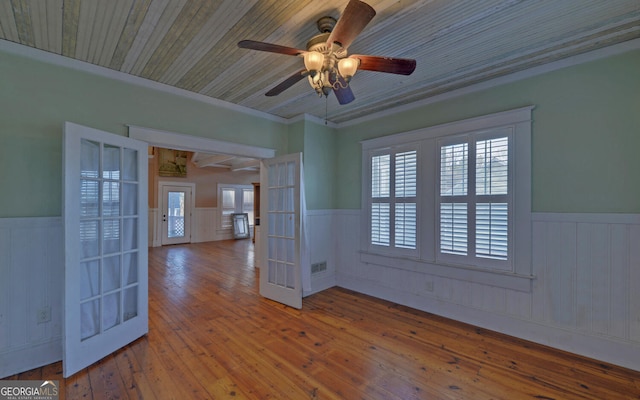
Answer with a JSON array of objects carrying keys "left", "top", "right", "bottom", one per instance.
[
  {"left": 192, "top": 153, "right": 236, "bottom": 168},
  {"left": 231, "top": 159, "right": 260, "bottom": 171}
]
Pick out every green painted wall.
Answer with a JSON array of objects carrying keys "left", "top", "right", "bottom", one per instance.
[
  {"left": 301, "top": 120, "right": 337, "bottom": 210},
  {"left": 0, "top": 49, "right": 289, "bottom": 218},
  {"left": 286, "top": 120, "right": 337, "bottom": 209},
  {"left": 336, "top": 50, "right": 640, "bottom": 213}
]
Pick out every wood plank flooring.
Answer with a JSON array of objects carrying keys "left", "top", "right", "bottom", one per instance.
[{"left": 6, "top": 240, "right": 640, "bottom": 399}]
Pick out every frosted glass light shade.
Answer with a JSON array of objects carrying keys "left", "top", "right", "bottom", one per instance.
[
  {"left": 304, "top": 51, "right": 324, "bottom": 74},
  {"left": 338, "top": 57, "right": 359, "bottom": 81}
]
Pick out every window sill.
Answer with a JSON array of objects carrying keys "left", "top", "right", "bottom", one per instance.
[{"left": 359, "top": 251, "right": 534, "bottom": 292}]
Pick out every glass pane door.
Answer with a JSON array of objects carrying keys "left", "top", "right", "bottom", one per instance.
[
  {"left": 259, "top": 153, "right": 302, "bottom": 309},
  {"left": 78, "top": 140, "right": 141, "bottom": 340},
  {"left": 64, "top": 122, "right": 148, "bottom": 378},
  {"left": 167, "top": 191, "right": 185, "bottom": 238},
  {"left": 160, "top": 184, "right": 193, "bottom": 246}
]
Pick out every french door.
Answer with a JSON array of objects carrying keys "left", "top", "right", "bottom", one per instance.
[
  {"left": 63, "top": 122, "right": 148, "bottom": 377},
  {"left": 159, "top": 183, "right": 193, "bottom": 245},
  {"left": 259, "top": 153, "right": 302, "bottom": 309}
]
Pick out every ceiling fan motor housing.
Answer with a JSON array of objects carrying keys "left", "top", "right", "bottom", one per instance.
[{"left": 316, "top": 16, "right": 337, "bottom": 33}]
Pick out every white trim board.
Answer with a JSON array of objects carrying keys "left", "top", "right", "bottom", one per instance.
[
  {"left": 532, "top": 212, "right": 640, "bottom": 224},
  {"left": 128, "top": 125, "right": 276, "bottom": 159},
  {"left": 287, "top": 113, "right": 339, "bottom": 129}
]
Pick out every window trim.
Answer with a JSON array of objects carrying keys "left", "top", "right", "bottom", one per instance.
[
  {"left": 217, "top": 184, "right": 254, "bottom": 231},
  {"left": 367, "top": 145, "right": 420, "bottom": 257},
  {"left": 360, "top": 106, "right": 533, "bottom": 291},
  {"left": 436, "top": 128, "right": 513, "bottom": 271}
]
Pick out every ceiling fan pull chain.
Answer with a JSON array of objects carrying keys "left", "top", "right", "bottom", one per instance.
[{"left": 325, "top": 96, "right": 328, "bottom": 125}]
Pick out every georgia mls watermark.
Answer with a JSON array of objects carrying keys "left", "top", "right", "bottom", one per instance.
[{"left": 0, "top": 380, "right": 59, "bottom": 400}]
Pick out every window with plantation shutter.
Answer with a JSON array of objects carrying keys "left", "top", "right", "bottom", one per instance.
[
  {"left": 437, "top": 134, "right": 511, "bottom": 268},
  {"left": 475, "top": 137, "right": 509, "bottom": 261},
  {"left": 395, "top": 150, "right": 417, "bottom": 249},
  {"left": 218, "top": 184, "right": 254, "bottom": 231},
  {"left": 439, "top": 142, "right": 469, "bottom": 256},
  {"left": 362, "top": 107, "right": 532, "bottom": 284},
  {"left": 369, "top": 149, "right": 418, "bottom": 253},
  {"left": 371, "top": 154, "right": 390, "bottom": 246}
]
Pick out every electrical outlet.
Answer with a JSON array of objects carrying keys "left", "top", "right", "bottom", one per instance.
[
  {"left": 37, "top": 307, "right": 51, "bottom": 324},
  {"left": 425, "top": 281, "right": 434, "bottom": 292}
]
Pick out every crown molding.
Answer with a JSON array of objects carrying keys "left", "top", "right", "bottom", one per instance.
[{"left": 287, "top": 113, "right": 339, "bottom": 129}]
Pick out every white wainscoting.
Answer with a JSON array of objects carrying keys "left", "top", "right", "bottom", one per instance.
[
  {"left": 0, "top": 218, "right": 63, "bottom": 378},
  {"left": 334, "top": 210, "right": 640, "bottom": 372},
  {"left": 149, "top": 207, "right": 222, "bottom": 246},
  {"left": 304, "top": 210, "right": 337, "bottom": 296},
  {"left": 192, "top": 208, "right": 218, "bottom": 243},
  {"left": 149, "top": 208, "right": 159, "bottom": 247}
]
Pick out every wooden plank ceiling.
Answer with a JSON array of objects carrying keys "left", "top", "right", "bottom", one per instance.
[{"left": 1, "top": 0, "right": 639, "bottom": 124}]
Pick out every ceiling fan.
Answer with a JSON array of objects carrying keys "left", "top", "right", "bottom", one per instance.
[{"left": 238, "top": 0, "right": 417, "bottom": 105}]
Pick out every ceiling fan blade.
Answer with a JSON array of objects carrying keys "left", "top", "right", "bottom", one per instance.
[
  {"left": 330, "top": 75, "right": 355, "bottom": 105},
  {"left": 238, "top": 40, "right": 305, "bottom": 56},
  {"left": 352, "top": 54, "right": 417, "bottom": 75},
  {"left": 326, "top": 0, "right": 376, "bottom": 50},
  {"left": 265, "top": 69, "right": 309, "bottom": 96}
]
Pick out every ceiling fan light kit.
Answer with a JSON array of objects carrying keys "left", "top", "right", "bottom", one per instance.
[{"left": 238, "top": 0, "right": 416, "bottom": 105}]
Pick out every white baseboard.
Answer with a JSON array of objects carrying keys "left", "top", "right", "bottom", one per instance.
[
  {"left": 304, "top": 273, "right": 336, "bottom": 298},
  {"left": 0, "top": 341, "right": 62, "bottom": 379}
]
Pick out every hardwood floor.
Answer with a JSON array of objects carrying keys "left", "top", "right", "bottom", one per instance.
[{"left": 6, "top": 240, "right": 640, "bottom": 399}]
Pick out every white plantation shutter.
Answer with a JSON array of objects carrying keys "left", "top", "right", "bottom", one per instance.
[
  {"left": 475, "top": 137, "right": 509, "bottom": 260},
  {"left": 372, "top": 154, "right": 390, "bottom": 198},
  {"left": 476, "top": 137, "right": 508, "bottom": 196},
  {"left": 440, "top": 202, "right": 468, "bottom": 255},
  {"left": 242, "top": 189, "right": 254, "bottom": 225},
  {"left": 395, "top": 151, "right": 417, "bottom": 197},
  {"left": 395, "top": 203, "right": 416, "bottom": 249},
  {"left": 439, "top": 143, "right": 469, "bottom": 256},
  {"left": 438, "top": 135, "right": 511, "bottom": 264},
  {"left": 371, "top": 154, "right": 390, "bottom": 246},
  {"left": 369, "top": 149, "right": 417, "bottom": 251},
  {"left": 395, "top": 151, "right": 417, "bottom": 249},
  {"left": 440, "top": 143, "right": 468, "bottom": 196},
  {"left": 221, "top": 188, "right": 236, "bottom": 228},
  {"left": 476, "top": 202, "right": 508, "bottom": 259},
  {"left": 371, "top": 203, "right": 390, "bottom": 246}
]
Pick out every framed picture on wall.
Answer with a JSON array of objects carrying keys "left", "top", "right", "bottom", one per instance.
[{"left": 158, "top": 148, "right": 188, "bottom": 177}]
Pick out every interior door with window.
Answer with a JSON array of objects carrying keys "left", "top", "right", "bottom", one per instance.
[
  {"left": 259, "top": 153, "right": 302, "bottom": 309},
  {"left": 63, "top": 122, "right": 148, "bottom": 377},
  {"left": 160, "top": 184, "right": 193, "bottom": 245}
]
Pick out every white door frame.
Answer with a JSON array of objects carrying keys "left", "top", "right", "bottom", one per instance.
[
  {"left": 158, "top": 181, "right": 195, "bottom": 246},
  {"left": 128, "top": 125, "right": 275, "bottom": 159},
  {"left": 130, "top": 125, "right": 275, "bottom": 249}
]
